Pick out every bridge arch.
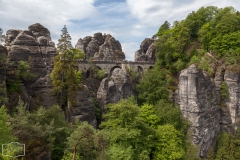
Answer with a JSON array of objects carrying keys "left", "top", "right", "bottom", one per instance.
[
  {"left": 137, "top": 66, "right": 144, "bottom": 75},
  {"left": 149, "top": 66, "right": 154, "bottom": 70},
  {"left": 86, "top": 66, "right": 103, "bottom": 78},
  {"left": 110, "top": 66, "right": 122, "bottom": 76}
]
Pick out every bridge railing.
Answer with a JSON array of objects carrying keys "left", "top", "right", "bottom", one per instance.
[{"left": 76, "top": 59, "right": 155, "bottom": 64}]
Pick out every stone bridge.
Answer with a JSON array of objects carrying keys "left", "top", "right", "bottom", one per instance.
[{"left": 77, "top": 60, "right": 154, "bottom": 75}]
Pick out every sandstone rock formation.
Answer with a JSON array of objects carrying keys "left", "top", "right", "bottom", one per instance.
[
  {"left": 68, "top": 85, "right": 97, "bottom": 128},
  {"left": 4, "top": 23, "right": 97, "bottom": 130},
  {"left": 135, "top": 38, "right": 156, "bottom": 62},
  {"left": 5, "top": 23, "right": 57, "bottom": 111},
  {"left": 175, "top": 64, "right": 240, "bottom": 157},
  {"left": 175, "top": 64, "right": 220, "bottom": 157},
  {"left": 224, "top": 68, "right": 240, "bottom": 130},
  {"left": 97, "top": 68, "right": 136, "bottom": 113},
  {"left": 75, "top": 33, "right": 125, "bottom": 61}
]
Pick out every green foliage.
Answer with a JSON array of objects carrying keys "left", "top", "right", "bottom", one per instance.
[
  {"left": 17, "top": 60, "right": 36, "bottom": 80},
  {"left": 45, "top": 105, "right": 73, "bottom": 160},
  {"left": 0, "top": 84, "right": 7, "bottom": 103},
  {"left": 139, "top": 104, "right": 159, "bottom": 128},
  {"left": 137, "top": 68, "right": 169, "bottom": 105},
  {"left": 6, "top": 60, "right": 36, "bottom": 93},
  {"left": 9, "top": 100, "right": 71, "bottom": 160},
  {"left": 91, "top": 97, "right": 101, "bottom": 120},
  {"left": 0, "top": 106, "right": 16, "bottom": 155},
  {"left": 220, "top": 81, "right": 229, "bottom": 100},
  {"left": 154, "top": 100, "right": 188, "bottom": 132},
  {"left": 215, "top": 132, "right": 235, "bottom": 160},
  {"left": 153, "top": 124, "right": 184, "bottom": 160},
  {"left": 198, "top": 58, "right": 214, "bottom": 76},
  {"left": 0, "top": 28, "right": 5, "bottom": 45},
  {"left": 100, "top": 97, "right": 139, "bottom": 129},
  {"left": 51, "top": 26, "right": 85, "bottom": 108},
  {"left": 155, "top": 20, "right": 171, "bottom": 37},
  {"left": 100, "top": 97, "right": 155, "bottom": 159},
  {"left": 127, "top": 68, "right": 140, "bottom": 84},
  {"left": 64, "top": 122, "right": 109, "bottom": 160}
]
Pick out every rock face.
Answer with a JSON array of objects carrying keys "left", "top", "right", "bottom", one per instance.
[
  {"left": 175, "top": 64, "right": 240, "bottom": 157},
  {"left": 4, "top": 23, "right": 97, "bottom": 129},
  {"left": 68, "top": 85, "right": 97, "bottom": 128},
  {"left": 224, "top": 68, "right": 240, "bottom": 130},
  {"left": 6, "top": 23, "right": 57, "bottom": 110},
  {"left": 97, "top": 68, "right": 136, "bottom": 112},
  {"left": 175, "top": 64, "right": 221, "bottom": 157},
  {"left": 75, "top": 33, "right": 125, "bottom": 61},
  {"left": 135, "top": 38, "right": 156, "bottom": 62}
]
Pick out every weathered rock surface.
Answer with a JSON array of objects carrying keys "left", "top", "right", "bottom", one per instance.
[
  {"left": 5, "top": 23, "right": 97, "bottom": 128},
  {"left": 75, "top": 33, "right": 125, "bottom": 61},
  {"left": 97, "top": 68, "right": 136, "bottom": 112},
  {"left": 175, "top": 64, "right": 240, "bottom": 157},
  {"left": 135, "top": 38, "right": 156, "bottom": 62},
  {"left": 175, "top": 64, "right": 221, "bottom": 157},
  {"left": 68, "top": 85, "right": 97, "bottom": 128},
  {"left": 224, "top": 68, "right": 240, "bottom": 130}
]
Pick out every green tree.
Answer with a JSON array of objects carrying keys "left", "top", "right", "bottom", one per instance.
[
  {"left": 220, "top": 81, "right": 229, "bottom": 100},
  {"left": 9, "top": 100, "right": 71, "bottom": 160},
  {"left": 100, "top": 97, "right": 155, "bottom": 159},
  {"left": 155, "top": 21, "right": 171, "bottom": 37},
  {"left": 51, "top": 25, "right": 85, "bottom": 109},
  {"left": 139, "top": 104, "right": 159, "bottom": 128},
  {"left": 215, "top": 132, "right": 235, "bottom": 160},
  {"left": 0, "top": 106, "right": 16, "bottom": 157},
  {"left": 63, "top": 122, "right": 109, "bottom": 160},
  {"left": 136, "top": 67, "right": 169, "bottom": 105},
  {"left": 153, "top": 124, "right": 184, "bottom": 160}
]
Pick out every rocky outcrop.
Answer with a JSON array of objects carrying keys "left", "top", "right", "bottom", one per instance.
[
  {"left": 135, "top": 38, "right": 156, "bottom": 62},
  {"left": 97, "top": 68, "right": 136, "bottom": 112},
  {"left": 68, "top": 85, "right": 97, "bottom": 128},
  {"left": 175, "top": 64, "right": 221, "bottom": 157},
  {"left": 224, "top": 68, "right": 240, "bottom": 130},
  {"left": 5, "top": 24, "right": 57, "bottom": 110},
  {"left": 5, "top": 23, "right": 97, "bottom": 128},
  {"left": 75, "top": 33, "right": 125, "bottom": 61},
  {"left": 175, "top": 64, "right": 240, "bottom": 157}
]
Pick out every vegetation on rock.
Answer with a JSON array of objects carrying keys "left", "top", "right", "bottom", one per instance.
[{"left": 51, "top": 25, "right": 85, "bottom": 108}]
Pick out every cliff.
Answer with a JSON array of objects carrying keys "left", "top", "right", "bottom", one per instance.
[{"left": 175, "top": 64, "right": 240, "bottom": 157}]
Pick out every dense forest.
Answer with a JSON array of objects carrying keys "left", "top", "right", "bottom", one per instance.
[{"left": 1, "top": 6, "right": 240, "bottom": 160}]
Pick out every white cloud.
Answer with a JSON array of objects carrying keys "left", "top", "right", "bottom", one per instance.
[
  {"left": 122, "top": 42, "right": 139, "bottom": 60},
  {"left": 127, "top": 0, "right": 240, "bottom": 27},
  {"left": 0, "top": 0, "right": 98, "bottom": 34}
]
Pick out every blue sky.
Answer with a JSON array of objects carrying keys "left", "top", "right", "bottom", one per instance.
[{"left": 0, "top": 0, "right": 240, "bottom": 60}]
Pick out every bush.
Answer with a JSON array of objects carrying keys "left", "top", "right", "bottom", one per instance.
[{"left": 220, "top": 81, "right": 229, "bottom": 100}]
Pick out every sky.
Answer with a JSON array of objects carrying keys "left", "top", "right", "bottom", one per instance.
[{"left": 0, "top": 0, "right": 239, "bottom": 60}]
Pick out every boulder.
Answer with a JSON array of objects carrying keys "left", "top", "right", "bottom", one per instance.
[
  {"left": 68, "top": 85, "right": 97, "bottom": 127},
  {"left": 97, "top": 68, "right": 136, "bottom": 112},
  {"left": 28, "top": 23, "right": 51, "bottom": 41}
]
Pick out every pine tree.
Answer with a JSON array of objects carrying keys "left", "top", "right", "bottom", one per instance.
[{"left": 51, "top": 25, "right": 85, "bottom": 109}]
